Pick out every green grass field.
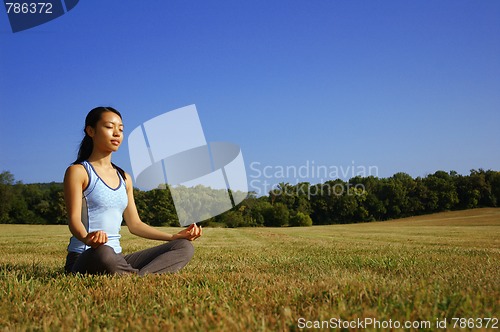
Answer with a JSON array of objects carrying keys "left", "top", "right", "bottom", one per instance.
[{"left": 0, "top": 208, "right": 499, "bottom": 331}]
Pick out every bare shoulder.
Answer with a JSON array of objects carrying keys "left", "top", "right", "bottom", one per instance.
[
  {"left": 64, "top": 164, "right": 88, "bottom": 187},
  {"left": 124, "top": 172, "right": 134, "bottom": 191},
  {"left": 65, "top": 164, "right": 86, "bottom": 176}
]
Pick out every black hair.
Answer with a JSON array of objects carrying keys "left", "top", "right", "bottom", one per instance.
[{"left": 73, "top": 106, "right": 126, "bottom": 180}]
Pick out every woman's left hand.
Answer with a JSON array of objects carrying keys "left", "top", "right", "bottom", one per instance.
[{"left": 175, "top": 223, "right": 202, "bottom": 241}]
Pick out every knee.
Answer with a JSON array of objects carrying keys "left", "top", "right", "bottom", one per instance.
[
  {"left": 173, "top": 239, "right": 195, "bottom": 260},
  {"left": 93, "top": 245, "right": 119, "bottom": 273}
]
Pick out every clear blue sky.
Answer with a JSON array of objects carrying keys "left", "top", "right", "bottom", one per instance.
[{"left": 1, "top": 0, "right": 499, "bottom": 195}]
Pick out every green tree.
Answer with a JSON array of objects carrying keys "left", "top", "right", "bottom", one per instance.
[
  {"left": 21, "top": 184, "right": 46, "bottom": 224},
  {"left": 469, "top": 169, "right": 496, "bottom": 207},
  {"left": 423, "top": 171, "right": 459, "bottom": 211},
  {"left": 219, "top": 210, "right": 246, "bottom": 228},
  {"left": 239, "top": 195, "right": 268, "bottom": 227},
  {"left": 378, "top": 178, "right": 406, "bottom": 219},
  {"left": 0, "top": 171, "right": 15, "bottom": 223},
  {"left": 136, "top": 188, "right": 178, "bottom": 226},
  {"left": 46, "top": 184, "right": 67, "bottom": 224},
  {"left": 263, "top": 202, "right": 290, "bottom": 227},
  {"left": 455, "top": 174, "right": 480, "bottom": 209},
  {"left": 290, "top": 211, "right": 313, "bottom": 227},
  {"left": 9, "top": 183, "right": 34, "bottom": 224},
  {"left": 486, "top": 170, "right": 500, "bottom": 207},
  {"left": 291, "top": 182, "right": 312, "bottom": 215},
  {"left": 349, "top": 176, "right": 385, "bottom": 221},
  {"left": 269, "top": 182, "right": 296, "bottom": 209}
]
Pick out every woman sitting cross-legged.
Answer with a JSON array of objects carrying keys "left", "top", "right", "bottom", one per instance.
[{"left": 64, "top": 106, "right": 202, "bottom": 275}]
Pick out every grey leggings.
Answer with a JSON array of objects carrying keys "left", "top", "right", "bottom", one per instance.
[{"left": 64, "top": 239, "right": 194, "bottom": 276}]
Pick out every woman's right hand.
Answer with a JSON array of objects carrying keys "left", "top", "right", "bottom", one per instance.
[
  {"left": 175, "top": 223, "right": 202, "bottom": 241},
  {"left": 85, "top": 230, "right": 108, "bottom": 248}
]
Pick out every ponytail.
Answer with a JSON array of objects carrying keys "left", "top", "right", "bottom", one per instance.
[
  {"left": 73, "top": 134, "right": 93, "bottom": 165},
  {"left": 111, "top": 163, "right": 127, "bottom": 181}
]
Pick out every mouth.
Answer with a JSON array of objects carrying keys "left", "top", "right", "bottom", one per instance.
[{"left": 111, "top": 140, "right": 121, "bottom": 146}]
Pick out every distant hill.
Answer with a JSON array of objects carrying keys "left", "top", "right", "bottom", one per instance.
[{"left": 383, "top": 207, "right": 500, "bottom": 227}]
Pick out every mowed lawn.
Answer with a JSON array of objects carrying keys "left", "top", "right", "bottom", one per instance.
[{"left": 0, "top": 208, "right": 499, "bottom": 331}]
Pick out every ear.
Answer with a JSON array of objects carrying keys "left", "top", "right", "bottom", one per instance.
[{"left": 85, "top": 125, "right": 95, "bottom": 138}]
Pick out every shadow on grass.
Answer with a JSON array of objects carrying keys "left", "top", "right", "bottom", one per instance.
[
  {"left": 0, "top": 262, "right": 65, "bottom": 280},
  {"left": 0, "top": 262, "right": 150, "bottom": 284}
]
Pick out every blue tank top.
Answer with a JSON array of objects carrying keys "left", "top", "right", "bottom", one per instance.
[{"left": 67, "top": 161, "right": 128, "bottom": 254}]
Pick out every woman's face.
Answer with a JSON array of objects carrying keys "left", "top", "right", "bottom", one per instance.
[{"left": 87, "top": 111, "right": 124, "bottom": 153}]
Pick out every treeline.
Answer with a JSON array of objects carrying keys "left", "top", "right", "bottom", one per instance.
[
  {"left": 0, "top": 172, "right": 67, "bottom": 224},
  {"left": 0, "top": 169, "right": 499, "bottom": 226}
]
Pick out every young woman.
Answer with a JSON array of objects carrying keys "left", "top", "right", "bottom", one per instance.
[{"left": 64, "top": 106, "right": 202, "bottom": 275}]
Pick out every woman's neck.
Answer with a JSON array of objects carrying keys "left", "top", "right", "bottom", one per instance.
[{"left": 87, "top": 151, "right": 113, "bottom": 168}]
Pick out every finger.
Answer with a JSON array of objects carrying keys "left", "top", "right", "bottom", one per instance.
[
  {"left": 191, "top": 228, "right": 200, "bottom": 240},
  {"left": 87, "top": 233, "right": 96, "bottom": 243},
  {"left": 95, "top": 231, "right": 102, "bottom": 243},
  {"left": 190, "top": 225, "right": 199, "bottom": 238},
  {"left": 88, "top": 234, "right": 99, "bottom": 247},
  {"left": 91, "top": 231, "right": 106, "bottom": 244}
]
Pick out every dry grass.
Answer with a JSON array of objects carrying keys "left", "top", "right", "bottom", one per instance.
[{"left": 0, "top": 208, "right": 499, "bottom": 331}]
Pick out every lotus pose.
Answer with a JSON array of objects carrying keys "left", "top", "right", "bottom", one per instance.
[{"left": 64, "top": 107, "right": 202, "bottom": 275}]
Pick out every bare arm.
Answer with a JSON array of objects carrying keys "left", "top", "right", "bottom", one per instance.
[
  {"left": 122, "top": 174, "right": 202, "bottom": 241},
  {"left": 64, "top": 165, "right": 107, "bottom": 248}
]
